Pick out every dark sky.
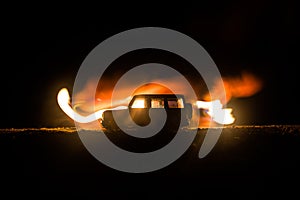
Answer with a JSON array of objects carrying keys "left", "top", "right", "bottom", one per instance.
[{"left": 1, "top": 1, "right": 298, "bottom": 128}]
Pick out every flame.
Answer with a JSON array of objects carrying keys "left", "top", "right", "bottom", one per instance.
[
  {"left": 198, "top": 71, "right": 262, "bottom": 126},
  {"left": 57, "top": 71, "right": 262, "bottom": 127},
  {"left": 71, "top": 78, "right": 131, "bottom": 114},
  {"left": 57, "top": 88, "right": 126, "bottom": 123},
  {"left": 57, "top": 86, "right": 234, "bottom": 125},
  {"left": 196, "top": 100, "right": 235, "bottom": 125},
  {"left": 204, "top": 71, "right": 263, "bottom": 104}
]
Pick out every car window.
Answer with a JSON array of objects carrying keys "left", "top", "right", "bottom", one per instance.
[
  {"left": 151, "top": 98, "right": 164, "bottom": 108},
  {"left": 167, "top": 98, "right": 184, "bottom": 108},
  {"left": 131, "top": 98, "right": 146, "bottom": 108}
]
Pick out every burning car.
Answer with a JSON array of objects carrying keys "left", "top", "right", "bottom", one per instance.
[
  {"left": 101, "top": 94, "right": 192, "bottom": 132},
  {"left": 57, "top": 86, "right": 237, "bottom": 130}
]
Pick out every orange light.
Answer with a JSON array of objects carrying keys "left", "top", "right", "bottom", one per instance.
[
  {"left": 196, "top": 100, "right": 235, "bottom": 125},
  {"left": 57, "top": 88, "right": 127, "bottom": 123},
  {"left": 131, "top": 99, "right": 145, "bottom": 108},
  {"left": 57, "top": 72, "right": 262, "bottom": 127}
]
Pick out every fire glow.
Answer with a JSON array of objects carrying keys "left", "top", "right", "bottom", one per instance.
[
  {"left": 57, "top": 88, "right": 235, "bottom": 125},
  {"left": 57, "top": 72, "right": 262, "bottom": 127},
  {"left": 196, "top": 100, "right": 234, "bottom": 125},
  {"left": 57, "top": 88, "right": 127, "bottom": 124}
]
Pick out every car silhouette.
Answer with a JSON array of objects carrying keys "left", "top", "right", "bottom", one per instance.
[{"left": 101, "top": 94, "right": 192, "bottom": 132}]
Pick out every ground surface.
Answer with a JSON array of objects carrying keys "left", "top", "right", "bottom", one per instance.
[{"left": 1, "top": 125, "right": 299, "bottom": 198}]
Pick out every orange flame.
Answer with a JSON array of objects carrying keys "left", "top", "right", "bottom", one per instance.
[
  {"left": 197, "top": 71, "right": 262, "bottom": 127},
  {"left": 57, "top": 71, "right": 262, "bottom": 127},
  {"left": 204, "top": 71, "right": 263, "bottom": 104},
  {"left": 57, "top": 88, "right": 127, "bottom": 123},
  {"left": 196, "top": 100, "right": 235, "bottom": 125}
]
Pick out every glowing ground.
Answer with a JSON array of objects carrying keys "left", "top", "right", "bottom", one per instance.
[{"left": 1, "top": 125, "right": 299, "bottom": 198}]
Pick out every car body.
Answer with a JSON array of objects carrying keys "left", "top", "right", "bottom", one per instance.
[{"left": 101, "top": 94, "right": 192, "bottom": 132}]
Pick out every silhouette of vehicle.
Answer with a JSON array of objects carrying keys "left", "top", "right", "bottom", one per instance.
[{"left": 101, "top": 94, "right": 192, "bottom": 132}]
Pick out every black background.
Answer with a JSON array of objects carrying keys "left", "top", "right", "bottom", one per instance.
[
  {"left": 1, "top": 1, "right": 298, "bottom": 128},
  {"left": 0, "top": 2, "right": 299, "bottom": 199}
]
